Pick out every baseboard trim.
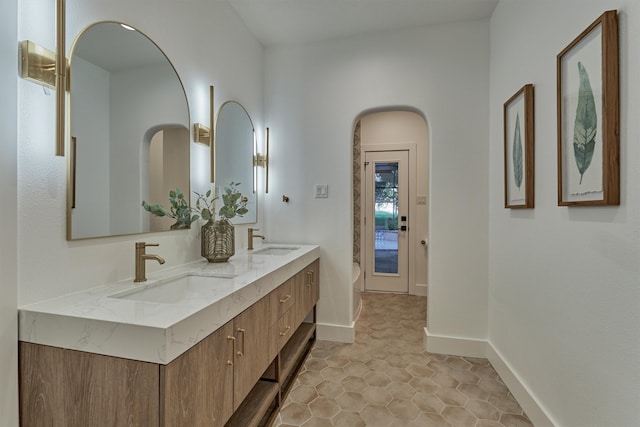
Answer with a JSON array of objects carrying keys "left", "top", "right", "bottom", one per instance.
[
  {"left": 317, "top": 322, "right": 354, "bottom": 343},
  {"left": 424, "top": 327, "right": 487, "bottom": 358},
  {"left": 424, "top": 329, "right": 555, "bottom": 426},
  {"left": 487, "top": 344, "right": 556, "bottom": 427},
  {"left": 412, "top": 283, "right": 428, "bottom": 297}
]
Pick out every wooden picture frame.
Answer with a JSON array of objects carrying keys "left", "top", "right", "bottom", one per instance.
[
  {"left": 557, "top": 10, "right": 619, "bottom": 206},
  {"left": 504, "top": 84, "right": 535, "bottom": 208}
]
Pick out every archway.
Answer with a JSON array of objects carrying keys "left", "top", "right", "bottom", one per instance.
[{"left": 352, "top": 108, "right": 429, "bottom": 320}]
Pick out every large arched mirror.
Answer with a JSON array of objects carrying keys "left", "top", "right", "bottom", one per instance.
[
  {"left": 215, "top": 101, "right": 257, "bottom": 224},
  {"left": 67, "top": 22, "right": 190, "bottom": 240}
]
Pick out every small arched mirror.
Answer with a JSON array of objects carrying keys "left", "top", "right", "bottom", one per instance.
[
  {"left": 215, "top": 101, "right": 257, "bottom": 224},
  {"left": 67, "top": 22, "right": 190, "bottom": 240}
]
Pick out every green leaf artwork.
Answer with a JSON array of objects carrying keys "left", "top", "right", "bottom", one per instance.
[
  {"left": 512, "top": 112, "right": 523, "bottom": 189},
  {"left": 573, "top": 62, "right": 597, "bottom": 185}
]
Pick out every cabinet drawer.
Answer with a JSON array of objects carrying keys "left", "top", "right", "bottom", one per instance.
[
  {"left": 269, "top": 278, "right": 294, "bottom": 325},
  {"left": 270, "top": 309, "right": 295, "bottom": 357}
]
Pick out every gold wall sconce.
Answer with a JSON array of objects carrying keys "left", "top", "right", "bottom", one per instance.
[
  {"left": 193, "top": 123, "right": 211, "bottom": 145},
  {"left": 19, "top": 0, "right": 67, "bottom": 156},
  {"left": 20, "top": 36, "right": 66, "bottom": 156},
  {"left": 253, "top": 127, "right": 270, "bottom": 193},
  {"left": 20, "top": 41, "right": 57, "bottom": 89}
]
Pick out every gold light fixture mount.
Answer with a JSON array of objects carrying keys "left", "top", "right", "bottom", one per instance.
[
  {"left": 253, "top": 153, "right": 268, "bottom": 167},
  {"left": 193, "top": 123, "right": 211, "bottom": 145},
  {"left": 20, "top": 41, "right": 56, "bottom": 89}
]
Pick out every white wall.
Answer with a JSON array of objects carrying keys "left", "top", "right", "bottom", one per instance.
[
  {"left": 265, "top": 20, "right": 490, "bottom": 341},
  {"left": 0, "top": 0, "right": 18, "bottom": 423},
  {"left": 18, "top": 0, "right": 264, "bottom": 305},
  {"left": 489, "top": 1, "right": 640, "bottom": 426}
]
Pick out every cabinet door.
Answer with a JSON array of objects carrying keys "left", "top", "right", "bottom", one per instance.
[
  {"left": 307, "top": 259, "right": 320, "bottom": 311},
  {"left": 160, "top": 321, "right": 235, "bottom": 427},
  {"left": 19, "top": 342, "right": 159, "bottom": 427},
  {"left": 294, "top": 259, "right": 320, "bottom": 325},
  {"left": 233, "top": 295, "right": 272, "bottom": 409}
]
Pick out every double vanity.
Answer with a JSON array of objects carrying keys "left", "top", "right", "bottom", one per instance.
[
  {"left": 19, "top": 7, "right": 300, "bottom": 425},
  {"left": 18, "top": 244, "right": 320, "bottom": 427}
]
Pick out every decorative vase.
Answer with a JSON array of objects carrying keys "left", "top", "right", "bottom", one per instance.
[{"left": 201, "top": 218, "right": 235, "bottom": 263}]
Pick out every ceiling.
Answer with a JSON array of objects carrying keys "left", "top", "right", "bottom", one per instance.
[
  {"left": 226, "top": 0, "right": 499, "bottom": 47},
  {"left": 72, "top": 2, "right": 499, "bottom": 71}
]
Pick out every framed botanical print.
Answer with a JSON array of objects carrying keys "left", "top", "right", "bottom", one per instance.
[
  {"left": 557, "top": 10, "right": 619, "bottom": 206},
  {"left": 504, "top": 84, "right": 534, "bottom": 208}
]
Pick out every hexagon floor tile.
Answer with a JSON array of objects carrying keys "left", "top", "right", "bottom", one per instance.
[{"left": 273, "top": 293, "right": 532, "bottom": 426}]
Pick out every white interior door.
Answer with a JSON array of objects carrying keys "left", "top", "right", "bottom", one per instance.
[{"left": 364, "top": 150, "right": 409, "bottom": 293}]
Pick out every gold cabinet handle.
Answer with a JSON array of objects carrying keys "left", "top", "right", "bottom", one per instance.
[
  {"left": 227, "top": 336, "right": 236, "bottom": 366},
  {"left": 236, "top": 328, "right": 245, "bottom": 356},
  {"left": 279, "top": 325, "right": 291, "bottom": 337},
  {"left": 306, "top": 271, "right": 313, "bottom": 288},
  {"left": 279, "top": 294, "right": 292, "bottom": 304}
]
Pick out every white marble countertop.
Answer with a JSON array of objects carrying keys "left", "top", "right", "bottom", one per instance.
[{"left": 18, "top": 244, "right": 320, "bottom": 364}]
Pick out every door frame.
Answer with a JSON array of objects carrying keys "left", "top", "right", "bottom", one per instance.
[{"left": 360, "top": 143, "right": 418, "bottom": 295}]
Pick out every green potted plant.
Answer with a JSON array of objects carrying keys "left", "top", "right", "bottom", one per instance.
[
  {"left": 141, "top": 183, "right": 248, "bottom": 262},
  {"left": 194, "top": 182, "right": 248, "bottom": 263},
  {"left": 192, "top": 182, "right": 248, "bottom": 222},
  {"left": 141, "top": 188, "right": 196, "bottom": 229}
]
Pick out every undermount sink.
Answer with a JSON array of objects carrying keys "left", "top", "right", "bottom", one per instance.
[
  {"left": 250, "top": 246, "right": 300, "bottom": 256},
  {"left": 110, "top": 274, "right": 234, "bottom": 304}
]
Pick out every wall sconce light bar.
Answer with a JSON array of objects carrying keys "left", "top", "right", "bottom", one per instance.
[
  {"left": 253, "top": 127, "right": 270, "bottom": 193},
  {"left": 209, "top": 85, "right": 215, "bottom": 183},
  {"left": 21, "top": 0, "right": 67, "bottom": 156},
  {"left": 265, "top": 127, "right": 269, "bottom": 193},
  {"left": 193, "top": 123, "right": 211, "bottom": 145},
  {"left": 20, "top": 41, "right": 56, "bottom": 89},
  {"left": 55, "top": 0, "right": 66, "bottom": 156}
]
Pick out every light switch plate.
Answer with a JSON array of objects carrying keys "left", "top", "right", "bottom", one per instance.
[
  {"left": 314, "top": 184, "right": 328, "bottom": 198},
  {"left": 417, "top": 195, "right": 427, "bottom": 205}
]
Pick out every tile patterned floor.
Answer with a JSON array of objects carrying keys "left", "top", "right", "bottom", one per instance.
[{"left": 274, "top": 293, "right": 533, "bottom": 426}]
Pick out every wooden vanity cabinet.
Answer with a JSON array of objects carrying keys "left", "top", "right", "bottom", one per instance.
[
  {"left": 19, "top": 258, "right": 320, "bottom": 427},
  {"left": 160, "top": 321, "right": 235, "bottom": 427},
  {"left": 161, "top": 296, "right": 273, "bottom": 426},
  {"left": 19, "top": 341, "right": 160, "bottom": 427}
]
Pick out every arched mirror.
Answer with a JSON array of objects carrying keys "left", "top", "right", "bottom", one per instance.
[
  {"left": 67, "top": 22, "right": 190, "bottom": 240},
  {"left": 215, "top": 101, "right": 257, "bottom": 224}
]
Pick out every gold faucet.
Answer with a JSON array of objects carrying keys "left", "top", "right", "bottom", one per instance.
[
  {"left": 134, "top": 242, "right": 166, "bottom": 282},
  {"left": 247, "top": 228, "right": 265, "bottom": 250}
]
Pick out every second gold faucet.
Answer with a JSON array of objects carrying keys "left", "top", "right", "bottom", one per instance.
[
  {"left": 247, "top": 228, "right": 265, "bottom": 250},
  {"left": 134, "top": 242, "right": 165, "bottom": 282}
]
